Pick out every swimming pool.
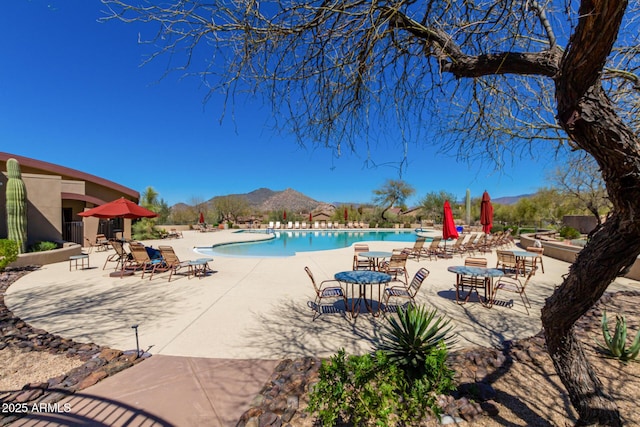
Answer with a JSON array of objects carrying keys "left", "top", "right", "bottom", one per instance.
[{"left": 196, "top": 229, "right": 436, "bottom": 257}]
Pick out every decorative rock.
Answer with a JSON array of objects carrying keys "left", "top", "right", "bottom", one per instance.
[
  {"left": 98, "top": 348, "right": 122, "bottom": 362},
  {"left": 76, "top": 370, "right": 108, "bottom": 389},
  {"left": 258, "top": 411, "right": 281, "bottom": 427}
]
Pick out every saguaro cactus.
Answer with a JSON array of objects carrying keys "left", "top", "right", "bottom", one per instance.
[
  {"left": 6, "top": 158, "right": 27, "bottom": 253},
  {"left": 465, "top": 189, "right": 471, "bottom": 226}
]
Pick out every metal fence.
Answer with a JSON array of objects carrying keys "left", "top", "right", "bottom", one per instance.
[{"left": 63, "top": 221, "right": 84, "bottom": 245}]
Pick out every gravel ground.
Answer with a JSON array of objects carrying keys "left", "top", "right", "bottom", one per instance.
[{"left": 0, "top": 346, "right": 85, "bottom": 391}]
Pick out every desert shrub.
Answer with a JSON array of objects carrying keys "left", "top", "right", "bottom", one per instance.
[
  {"left": 379, "top": 305, "right": 456, "bottom": 382},
  {"left": 0, "top": 239, "right": 19, "bottom": 271},
  {"left": 490, "top": 224, "right": 504, "bottom": 233},
  {"left": 596, "top": 310, "right": 640, "bottom": 362},
  {"left": 29, "top": 241, "right": 58, "bottom": 252},
  {"left": 559, "top": 226, "right": 581, "bottom": 240},
  {"left": 307, "top": 306, "right": 456, "bottom": 426},
  {"left": 308, "top": 348, "right": 454, "bottom": 426}
]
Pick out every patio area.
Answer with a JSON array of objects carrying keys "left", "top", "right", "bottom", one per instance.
[{"left": 5, "top": 230, "right": 639, "bottom": 360}]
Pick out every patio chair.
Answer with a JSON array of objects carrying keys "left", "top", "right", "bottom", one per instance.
[
  {"left": 353, "top": 244, "right": 372, "bottom": 270},
  {"left": 525, "top": 246, "right": 545, "bottom": 273},
  {"left": 128, "top": 242, "right": 168, "bottom": 280},
  {"left": 305, "top": 266, "right": 347, "bottom": 321},
  {"left": 496, "top": 250, "right": 521, "bottom": 278},
  {"left": 456, "top": 257, "right": 489, "bottom": 305},
  {"left": 158, "top": 245, "right": 194, "bottom": 282},
  {"left": 492, "top": 266, "right": 536, "bottom": 315},
  {"left": 383, "top": 267, "right": 429, "bottom": 310},
  {"left": 294, "top": 221, "right": 300, "bottom": 229},
  {"left": 381, "top": 252, "right": 409, "bottom": 285}
]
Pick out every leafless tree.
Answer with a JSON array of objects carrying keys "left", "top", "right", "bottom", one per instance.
[
  {"left": 101, "top": 0, "right": 640, "bottom": 423},
  {"left": 550, "top": 152, "right": 611, "bottom": 226}
]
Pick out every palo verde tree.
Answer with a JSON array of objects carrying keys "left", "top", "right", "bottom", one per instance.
[
  {"left": 372, "top": 179, "right": 415, "bottom": 221},
  {"left": 102, "top": 1, "right": 640, "bottom": 424}
]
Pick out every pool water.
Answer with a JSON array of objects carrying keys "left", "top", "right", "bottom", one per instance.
[{"left": 196, "top": 230, "right": 435, "bottom": 257}]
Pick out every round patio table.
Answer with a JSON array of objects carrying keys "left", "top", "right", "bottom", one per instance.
[
  {"left": 357, "top": 251, "right": 393, "bottom": 271},
  {"left": 447, "top": 265, "right": 504, "bottom": 307},
  {"left": 335, "top": 270, "right": 391, "bottom": 318}
]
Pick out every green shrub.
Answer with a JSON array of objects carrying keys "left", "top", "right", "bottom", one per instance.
[
  {"left": 0, "top": 239, "right": 19, "bottom": 271},
  {"left": 29, "top": 241, "right": 58, "bottom": 252},
  {"left": 307, "top": 348, "right": 455, "bottom": 426},
  {"left": 559, "top": 226, "right": 581, "bottom": 240},
  {"left": 307, "top": 306, "right": 457, "bottom": 425},
  {"left": 596, "top": 310, "right": 640, "bottom": 362},
  {"left": 379, "top": 305, "right": 456, "bottom": 382}
]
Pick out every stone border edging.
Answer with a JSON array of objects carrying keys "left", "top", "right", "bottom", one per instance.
[{"left": 0, "top": 267, "right": 149, "bottom": 426}]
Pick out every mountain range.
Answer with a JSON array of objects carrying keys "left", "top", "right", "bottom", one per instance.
[
  {"left": 209, "top": 188, "right": 323, "bottom": 212},
  {"left": 199, "top": 188, "right": 531, "bottom": 212}
]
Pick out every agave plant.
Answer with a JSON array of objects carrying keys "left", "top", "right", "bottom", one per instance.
[
  {"left": 378, "top": 304, "right": 456, "bottom": 380},
  {"left": 596, "top": 310, "right": 640, "bottom": 362}
]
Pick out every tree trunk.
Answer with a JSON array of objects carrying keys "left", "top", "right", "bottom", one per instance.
[{"left": 543, "top": 2, "right": 639, "bottom": 424}]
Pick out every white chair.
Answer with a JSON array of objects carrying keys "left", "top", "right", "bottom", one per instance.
[
  {"left": 287, "top": 221, "right": 293, "bottom": 229},
  {"left": 295, "top": 221, "right": 300, "bottom": 229},
  {"left": 275, "top": 221, "right": 281, "bottom": 229}
]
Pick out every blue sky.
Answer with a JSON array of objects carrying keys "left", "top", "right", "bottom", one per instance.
[{"left": 1, "top": 1, "right": 563, "bottom": 207}]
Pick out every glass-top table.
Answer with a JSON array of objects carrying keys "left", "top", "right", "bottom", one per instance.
[
  {"left": 447, "top": 266, "right": 504, "bottom": 307},
  {"left": 335, "top": 270, "right": 392, "bottom": 318},
  {"left": 356, "top": 251, "right": 393, "bottom": 270}
]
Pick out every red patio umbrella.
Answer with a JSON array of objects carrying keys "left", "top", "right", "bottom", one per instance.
[
  {"left": 309, "top": 212, "right": 313, "bottom": 222},
  {"left": 480, "top": 191, "right": 494, "bottom": 234},
  {"left": 442, "top": 200, "right": 459, "bottom": 256},
  {"left": 79, "top": 197, "right": 158, "bottom": 219},
  {"left": 344, "top": 208, "right": 348, "bottom": 222},
  {"left": 283, "top": 210, "right": 287, "bottom": 221},
  {"left": 199, "top": 212, "right": 205, "bottom": 224}
]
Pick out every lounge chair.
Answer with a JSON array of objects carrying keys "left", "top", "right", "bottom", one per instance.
[
  {"left": 305, "top": 266, "right": 347, "bottom": 321},
  {"left": 167, "top": 228, "right": 183, "bottom": 239},
  {"left": 314, "top": 221, "right": 320, "bottom": 229},
  {"left": 128, "top": 242, "right": 168, "bottom": 280},
  {"left": 383, "top": 267, "right": 429, "bottom": 310},
  {"left": 287, "top": 221, "right": 293, "bottom": 229},
  {"left": 301, "top": 221, "right": 307, "bottom": 229},
  {"left": 404, "top": 237, "right": 427, "bottom": 261},
  {"left": 103, "top": 239, "right": 129, "bottom": 271},
  {"left": 295, "top": 221, "right": 300, "bottom": 229},
  {"left": 158, "top": 245, "right": 194, "bottom": 282},
  {"left": 333, "top": 221, "right": 339, "bottom": 229},
  {"left": 424, "top": 237, "right": 443, "bottom": 260},
  {"left": 327, "top": 222, "right": 333, "bottom": 229},
  {"left": 268, "top": 221, "right": 275, "bottom": 229},
  {"left": 275, "top": 221, "right": 281, "bottom": 229}
]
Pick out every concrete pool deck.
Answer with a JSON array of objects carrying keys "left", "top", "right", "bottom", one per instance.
[{"left": 5, "top": 229, "right": 639, "bottom": 425}]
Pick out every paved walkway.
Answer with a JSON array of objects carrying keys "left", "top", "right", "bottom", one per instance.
[{"left": 5, "top": 230, "right": 639, "bottom": 426}]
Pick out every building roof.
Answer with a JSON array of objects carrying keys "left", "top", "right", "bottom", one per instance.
[{"left": 0, "top": 152, "right": 139, "bottom": 200}]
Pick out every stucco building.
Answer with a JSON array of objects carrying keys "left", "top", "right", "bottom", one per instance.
[{"left": 0, "top": 152, "right": 139, "bottom": 248}]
